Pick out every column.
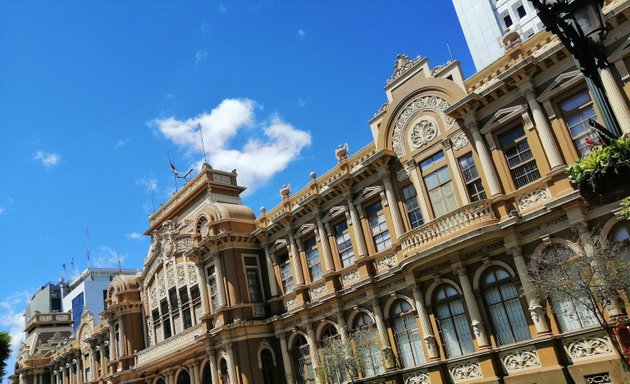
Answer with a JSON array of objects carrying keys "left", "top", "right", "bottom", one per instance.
[
  {"left": 404, "top": 161, "right": 431, "bottom": 221},
  {"left": 99, "top": 345, "right": 105, "bottom": 377},
  {"left": 207, "top": 349, "right": 219, "bottom": 384},
  {"left": 345, "top": 193, "right": 367, "bottom": 257},
  {"left": 214, "top": 254, "right": 227, "bottom": 307},
  {"left": 109, "top": 327, "right": 116, "bottom": 361},
  {"left": 520, "top": 82, "right": 564, "bottom": 170},
  {"left": 409, "top": 281, "right": 440, "bottom": 360},
  {"left": 305, "top": 325, "right": 320, "bottom": 373},
  {"left": 371, "top": 299, "right": 395, "bottom": 369},
  {"left": 454, "top": 265, "right": 491, "bottom": 348},
  {"left": 336, "top": 312, "right": 349, "bottom": 344},
  {"left": 188, "top": 361, "right": 197, "bottom": 384},
  {"left": 262, "top": 245, "right": 280, "bottom": 296},
  {"left": 288, "top": 231, "right": 305, "bottom": 286},
  {"left": 465, "top": 119, "right": 502, "bottom": 197},
  {"left": 195, "top": 260, "right": 210, "bottom": 314},
  {"left": 380, "top": 171, "right": 405, "bottom": 239},
  {"left": 443, "top": 140, "right": 469, "bottom": 205},
  {"left": 225, "top": 344, "right": 238, "bottom": 384},
  {"left": 315, "top": 214, "right": 334, "bottom": 273},
  {"left": 600, "top": 67, "right": 630, "bottom": 135},
  {"left": 279, "top": 336, "right": 294, "bottom": 384},
  {"left": 509, "top": 247, "right": 551, "bottom": 335},
  {"left": 119, "top": 320, "right": 126, "bottom": 358}
]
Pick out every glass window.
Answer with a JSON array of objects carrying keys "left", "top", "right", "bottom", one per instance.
[
  {"left": 334, "top": 221, "right": 355, "bottom": 267},
  {"left": 559, "top": 91, "right": 598, "bottom": 157},
  {"left": 391, "top": 300, "right": 425, "bottom": 368},
  {"left": 366, "top": 201, "right": 392, "bottom": 252},
  {"left": 304, "top": 237, "right": 323, "bottom": 282},
  {"left": 504, "top": 14, "right": 513, "bottom": 28},
  {"left": 279, "top": 253, "right": 294, "bottom": 294},
  {"left": 424, "top": 166, "right": 458, "bottom": 217},
  {"left": 160, "top": 299, "right": 172, "bottom": 339},
  {"left": 481, "top": 267, "right": 531, "bottom": 345},
  {"left": 246, "top": 269, "right": 263, "bottom": 303},
  {"left": 458, "top": 153, "right": 487, "bottom": 202},
  {"left": 353, "top": 313, "right": 384, "bottom": 377},
  {"left": 293, "top": 335, "right": 314, "bottom": 384},
  {"left": 402, "top": 184, "right": 424, "bottom": 229},
  {"left": 420, "top": 151, "right": 445, "bottom": 172},
  {"left": 433, "top": 285, "right": 475, "bottom": 358},
  {"left": 207, "top": 265, "right": 219, "bottom": 310},
  {"left": 499, "top": 125, "right": 541, "bottom": 188},
  {"left": 517, "top": 5, "right": 526, "bottom": 18}
]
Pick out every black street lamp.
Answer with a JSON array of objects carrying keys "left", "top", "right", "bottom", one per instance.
[{"left": 530, "top": 0, "right": 622, "bottom": 138}]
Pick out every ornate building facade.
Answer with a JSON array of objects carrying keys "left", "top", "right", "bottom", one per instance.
[{"left": 12, "top": 1, "right": 630, "bottom": 383}]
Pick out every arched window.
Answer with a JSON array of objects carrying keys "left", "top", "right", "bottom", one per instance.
[
  {"left": 260, "top": 349, "right": 276, "bottom": 384},
  {"left": 432, "top": 285, "right": 474, "bottom": 357},
  {"left": 201, "top": 363, "right": 212, "bottom": 384},
  {"left": 481, "top": 267, "right": 530, "bottom": 345},
  {"left": 155, "top": 378, "right": 166, "bottom": 384},
  {"left": 390, "top": 300, "right": 425, "bottom": 368},
  {"left": 219, "top": 359, "right": 230, "bottom": 384},
  {"left": 352, "top": 313, "right": 384, "bottom": 377},
  {"left": 176, "top": 370, "right": 191, "bottom": 384},
  {"left": 319, "top": 325, "right": 345, "bottom": 384},
  {"left": 292, "top": 336, "right": 314, "bottom": 384}
]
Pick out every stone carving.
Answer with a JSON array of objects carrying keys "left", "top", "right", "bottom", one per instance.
[
  {"left": 187, "top": 265, "right": 197, "bottom": 284},
  {"left": 566, "top": 336, "right": 612, "bottom": 359},
  {"left": 176, "top": 265, "right": 186, "bottom": 286},
  {"left": 585, "top": 373, "right": 612, "bottom": 384},
  {"left": 213, "top": 174, "right": 231, "bottom": 184},
  {"left": 285, "top": 296, "right": 298, "bottom": 310},
  {"left": 388, "top": 54, "right": 423, "bottom": 84},
  {"left": 146, "top": 318, "right": 153, "bottom": 346},
  {"left": 166, "top": 268, "right": 175, "bottom": 287},
  {"left": 150, "top": 288, "right": 157, "bottom": 308},
  {"left": 200, "top": 222, "right": 210, "bottom": 238},
  {"left": 158, "top": 279, "right": 166, "bottom": 298},
  {"left": 410, "top": 120, "right": 438, "bottom": 148},
  {"left": 449, "top": 361, "right": 482, "bottom": 381},
  {"left": 342, "top": 269, "right": 360, "bottom": 287},
  {"left": 160, "top": 220, "right": 178, "bottom": 259},
  {"left": 451, "top": 131, "right": 469, "bottom": 150},
  {"left": 311, "top": 283, "right": 327, "bottom": 299},
  {"left": 391, "top": 96, "right": 454, "bottom": 158},
  {"left": 501, "top": 349, "right": 541, "bottom": 372},
  {"left": 377, "top": 254, "right": 398, "bottom": 272},
  {"left": 336, "top": 143, "right": 349, "bottom": 161},
  {"left": 252, "top": 305, "right": 265, "bottom": 318},
  {"left": 518, "top": 188, "right": 550, "bottom": 210},
  {"left": 396, "top": 168, "right": 409, "bottom": 181},
  {"left": 405, "top": 372, "right": 430, "bottom": 384},
  {"left": 136, "top": 324, "right": 204, "bottom": 365},
  {"left": 176, "top": 237, "right": 193, "bottom": 252}
]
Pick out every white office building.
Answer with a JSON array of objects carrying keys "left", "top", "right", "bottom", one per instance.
[{"left": 452, "top": 0, "right": 544, "bottom": 70}]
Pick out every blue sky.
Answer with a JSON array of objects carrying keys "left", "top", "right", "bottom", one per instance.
[{"left": 0, "top": 2, "right": 473, "bottom": 381}]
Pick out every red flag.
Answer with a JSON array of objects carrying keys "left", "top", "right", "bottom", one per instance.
[{"left": 169, "top": 161, "right": 180, "bottom": 177}]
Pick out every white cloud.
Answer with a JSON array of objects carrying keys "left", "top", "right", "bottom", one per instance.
[
  {"left": 0, "top": 290, "right": 31, "bottom": 384},
  {"left": 195, "top": 50, "right": 208, "bottom": 64},
  {"left": 126, "top": 232, "right": 143, "bottom": 240},
  {"left": 113, "top": 139, "right": 129, "bottom": 149},
  {"left": 217, "top": 3, "right": 227, "bottom": 13},
  {"left": 91, "top": 246, "right": 124, "bottom": 268},
  {"left": 33, "top": 150, "right": 61, "bottom": 167},
  {"left": 151, "top": 99, "right": 311, "bottom": 195},
  {"left": 297, "top": 29, "right": 306, "bottom": 39},
  {"left": 136, "top": 178, "right": 158, "bottom": 192}
]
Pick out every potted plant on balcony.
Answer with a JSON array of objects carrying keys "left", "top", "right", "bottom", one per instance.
[{"left": 568, "top": 135, "right": 630, "bottom": 205}]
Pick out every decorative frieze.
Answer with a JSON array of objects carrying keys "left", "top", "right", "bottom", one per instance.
[
  {"left": 176, "top": 264, "right": 186, "bottom": 286},
  {"left": 187, "top": 265, "right": 197, "bottom": 284},
  {"left": 150, "top": 288, "right": 157, "bottom": 308},
  {"left": 213, "top": 174, "right": 231, "bottom": 185},
  {"left": 166, "top": 268, "right": 175, "bottom": 287},
  {"left": 500, "top": 348, "right": 541, "bottom": 372},
  {"left": 136, "top": 324, "right": 204, "bottom": 366},
  {"left": 310, "top": 282, "right": 327, "bottom": 299},
  {"left": 449, "top": 360, "right": 482, "bottom": 381},
  {"left": 341, "top": 268, "right": 360, "bottom": 288},
  {"left": 518, "top": 188, "right": 550, "bottom": 210},
  {"left": 376, "top": 254, "right": 398, "bottom": 272},
  {"left": 451, "top": 131, "right": 469, "bottom": 150},
  {"left": 564, "top": 335, "right": 613, "bottom": 360},
  {"left": 284, "top": 296, "right": 299, "bottom": 311},
  {"left": 404, "top": 372, "right": 431, "bottom": 384}
]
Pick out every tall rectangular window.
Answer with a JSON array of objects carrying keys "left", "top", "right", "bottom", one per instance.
[
  {"left": 160, "top": 299, "right": 171, "bottom": 339},
  {"left": 560, "top": 91, "right": 598, "bottom": 157},
  {"left": 179, "top": 287, "right": 192, "bottom": 329},
  {"left": 401, "top": 184, "right": 424, "bottom": 229},
  {"left": 458, "top": 153, "right": 486, "bottom": 202},
  {"left": 244, "top": 256, "right": 263, "bottom": 303},
  {"left": 499, "top": 125, "right": 540, "bottom": 188},
  {"left": 189, "top": 285, "right": 202, "bottom": 323},
  {"left": 422, "top": 152, "right": 457, "bottom": 217},
  {"left": 206, "top": 265, "right": 219, "bottom": 310},
  {"left": 279, "top": 253, "right": 294, "bottom": 293},
  {"left": 366, "top": 201, "right": 392, "bottom": 252},
  {"left": 334, "top": 220, "right": 355, "bottom": 267},
  {"left": 304, "top": 237, "right": 322, "bottom": 282}
]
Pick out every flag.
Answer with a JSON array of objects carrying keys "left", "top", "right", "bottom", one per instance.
[{"left": 170, "top": 160, "right": 180, "bottom": 177}]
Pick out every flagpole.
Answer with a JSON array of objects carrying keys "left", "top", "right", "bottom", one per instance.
[{"left": 199, "top": 123, "right": 208, "bottom": 165}]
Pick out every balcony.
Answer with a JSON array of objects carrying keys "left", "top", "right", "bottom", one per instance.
[
  {"left": 136, "top": 323, "right": 204, "bottom": 366},
  {"left": 400, "top": 200, "right": 498, "bottom": 257}
]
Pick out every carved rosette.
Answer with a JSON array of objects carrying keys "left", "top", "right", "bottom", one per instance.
[
  {"left": 376, "top": 254, "right": 398, "bottom": 272},
  {"left": 341, "top": 268, "right": 360, "bottom": 288},
  {"left": 500, "top": 348, "right": 541, "bottom": 372},
  {"left": 518, "top": 188, "right": 550, "bottom": 210},
  {"left": 391, "top": 96, "right": 454, "bottom": 158},
  {"left": 410, "top": 120, "right": 438, "bottom": 148},
  {"left": 404, "top": 372, "right": 431, "bottom": 384},
  {"left": 565, "top": 336, "right": 613, "bottom": 360},
  {"left": 449, "top": 360, "right": 482, "bottom": 381},
  {"left": 451, "top": 131, "right": 469, "bottom": 150}
]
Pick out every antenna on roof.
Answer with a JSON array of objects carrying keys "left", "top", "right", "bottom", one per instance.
[
  {"left": 117, "top": 252, "right": 122, "bottom": 275},
  {"left": 446, "top": 41, "right": 454, "bottom": 62},
  {"left": 85, "top": 227, "right": 91, "bottom": 267},
  {"left": 199, "top": 122, "right": 209, "bottom": 166}
]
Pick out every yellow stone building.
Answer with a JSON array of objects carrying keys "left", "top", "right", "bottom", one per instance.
[{"left": 12, "top": 1, "right": 630, "bottom": 383}]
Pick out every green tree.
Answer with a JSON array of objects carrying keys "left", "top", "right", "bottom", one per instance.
[{"left": 0, "top": 332, "right": 11, "bottom": 379}]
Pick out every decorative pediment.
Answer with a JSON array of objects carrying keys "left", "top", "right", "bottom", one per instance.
[
  {"left": 271, "top": 239, "right": 288, "bottom": 252},
  {"left": 480, "top": 104, "right": 528, "bottom": 134},
  {"left": 537, "top": 70, "right": 584, "bottom": 103},
  {"left": 294, "top": 223, "right": 316, "bottom": 238},
  {"left": 321, "top": 205, "right": 348, "bottom": 223},
  {"left": 353, "top": 186, "right": 384, "bottom": 205}
]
